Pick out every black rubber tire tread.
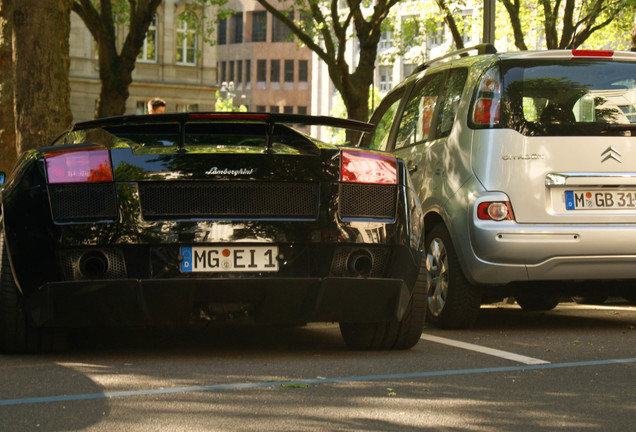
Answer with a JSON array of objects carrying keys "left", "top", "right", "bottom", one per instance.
[
  {"left": 339, "top": 255, "right": 427, "bottom": 351},
  {"left": 0, "top": 234, "right": 27, "bottom": 354},
  {"left": 571, "top": 296, "right": 608, "bottom": 305},
  {"left": 515, "top": 295, "right": 559, "bottom": 311},
  {"left": 425, "top": 224, "right": 481, "bottom": 329}
]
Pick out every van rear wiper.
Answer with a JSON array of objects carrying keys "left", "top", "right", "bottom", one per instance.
[{"left": 603, "top": 123, "right": 636, "bottom": 131}]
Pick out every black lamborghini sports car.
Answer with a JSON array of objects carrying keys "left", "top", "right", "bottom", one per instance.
[{"left": 0, "top": 113, "right": 425, "bottom": 353}]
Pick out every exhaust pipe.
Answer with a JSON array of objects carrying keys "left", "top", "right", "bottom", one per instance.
[
  {"left": 79, "top": 251, "right": 109, "bottom": 279},
  {"left": 348, "top": 250, "right": 373, "bottom": 276}
]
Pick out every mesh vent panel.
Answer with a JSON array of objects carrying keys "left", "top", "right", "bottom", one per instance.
[
  {"left": 339, "top": 184, "right": 397, "bottom": 219},
  {"left": 49, "top": 183, "right": 118, "bottom": 222},
  {"left": 139, "top": 181, "right": 318, "bottom": 220}
]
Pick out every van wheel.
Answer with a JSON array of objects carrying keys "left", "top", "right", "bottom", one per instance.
[
  {"left": 424, "top": 224, "right": 481, "bottom": 329},
  {"left": 515, "top": 295, "right": 559, "bottom": 311},
  {"left": 340, "top": 255, "right": 427, "bottom": 350}
]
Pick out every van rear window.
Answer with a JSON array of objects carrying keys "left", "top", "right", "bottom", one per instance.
[{"left": 501, "top": 60, "right": 636, "bottom": 136}]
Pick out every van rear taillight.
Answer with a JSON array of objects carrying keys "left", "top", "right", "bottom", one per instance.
[
  {"left": 45, "top": 148, "right": 113, "bottom": 184},
  {"left": 341, "top": 150, "right": 397, "bottom": 184},
  {"left": 477, "top": 202, "right": 515, "bottom": 221},
  {"left": 472, "top": 66, "right": 501, "bottom": 126},
  {"left": 473, "top": 99, "right": 500, "bottom": 124}
]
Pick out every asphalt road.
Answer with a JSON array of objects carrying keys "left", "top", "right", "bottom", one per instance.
[{"left": 0, "top": 299, "right": 634, "bottom": 431}]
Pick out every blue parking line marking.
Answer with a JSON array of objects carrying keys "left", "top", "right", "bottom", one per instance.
[{"left": 1, "top": 357, "right": 634, "bottom": 406}]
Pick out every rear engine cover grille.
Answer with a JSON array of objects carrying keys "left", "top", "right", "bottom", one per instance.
[
  {"left": 49, "top": 183, "right": 118, "bottom": 222},
  {"left": 339, "top": 184, "right": 397, "bottom": 219},
  {"left": 139, "top": 181, "right": 319, "bottom": 220}
]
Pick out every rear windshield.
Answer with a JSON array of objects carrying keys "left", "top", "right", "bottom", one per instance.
[{"left": 501, "top": 59, "right": 636, "bottom": 136}]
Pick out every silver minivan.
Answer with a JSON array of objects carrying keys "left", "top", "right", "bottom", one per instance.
[{"left": 364, "top": 45, "right": 636, "bottom": 328}]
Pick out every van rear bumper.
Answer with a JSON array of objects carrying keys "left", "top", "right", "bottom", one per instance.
[{"left": 466, "top": 221, "right": 636, "bottom": 284}]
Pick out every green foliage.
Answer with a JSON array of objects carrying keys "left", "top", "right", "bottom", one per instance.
[{"left": 214, "top": 90, "right": 247, "bottom": 112}]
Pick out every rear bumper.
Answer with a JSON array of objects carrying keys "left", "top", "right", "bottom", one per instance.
[
  {"left": 25, "top": 277, "right": 411, "bottom": 328},
  {"left": 467, "top": 220, "right": 636, "bottom": 283}
]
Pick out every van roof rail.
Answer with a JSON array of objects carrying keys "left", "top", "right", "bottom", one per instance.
[{"left": 412, "top": 43, "right": 497, "bottom": 75}]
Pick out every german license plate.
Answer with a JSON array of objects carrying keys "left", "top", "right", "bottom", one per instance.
[
  {"left": 565, "top": 190, "right": 636, "bottom": 210},
  {"left": 180, "top": 246, "right": 279, "bottom": 272}
]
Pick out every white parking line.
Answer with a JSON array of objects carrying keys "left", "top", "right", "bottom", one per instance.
[{"left": 421, "top": 334, "right": 550, "bottom": 365}]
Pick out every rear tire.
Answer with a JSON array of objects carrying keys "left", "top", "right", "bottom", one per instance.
[
  {"left": 0, "top": 234, "right": 65, "bottom": 354},
  {"left": 424, "top": 224, "right": 481, "bottom": 329},
  {"left": 515, "top": 295, "right": 559, "bottom": 311},
  {"left": 339, "top": 255, "right": 427, "bottom": 350},
  {"left": 0, "top": 234, "right": 27, "bottom": 354}
]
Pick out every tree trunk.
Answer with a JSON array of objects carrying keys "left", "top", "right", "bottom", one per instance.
[
  {"left": 12, "top": 0, "right": 72, "bottom": 153},
  {"left": 436, "top": 0, "right": 465, "bottom": 50},
  {"left": 0, "top": 0, "right": 17, "bottom": 173},
  {"left": 73, "top": 0, "right": 162, "bottom": 118},
  {"left": 501, "top": 0, "right": 529, "bottom": 50}
]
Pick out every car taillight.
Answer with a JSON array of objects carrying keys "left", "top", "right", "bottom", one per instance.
[
  {"left": 472, "top": 66, "right": 501, "bottom": 126},
  {"left": 340, "top": 150, "right": 397, "bottom": 184},
  {"left": 477, "top": 202, "right": 515, "bottom": 221},
  {"left": 44, "top": 148, "right": 113, "bottom": 184}
]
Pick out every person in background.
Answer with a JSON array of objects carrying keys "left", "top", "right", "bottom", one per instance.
[{"left": 147, "top": 97, "right": 166, "bottom": 114}]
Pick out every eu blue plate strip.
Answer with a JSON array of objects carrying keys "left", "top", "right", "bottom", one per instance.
[{"left": 1, "top": 357, "right": 634, "bottom": 406}]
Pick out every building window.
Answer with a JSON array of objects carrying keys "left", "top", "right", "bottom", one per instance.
[
  {"left": 272, "top": 11, "right": 293, "bottom": 42},
  {"left": 270, "top": 106, "right": 280, "bottom": 113},
  {"left": 256, "top": 105, "right": 266, "bottom": 112},
  {"left": 298, "top": 60, "right": 308, "bottom": 82},
  {"left": 136, "top": 100, "right": 147, "bottom": 114},
  {"left": 138, "top": 16, "right": 157, "bottom": 62},
  {"left": 284, "top": 60, "right": 294, "bottom": 83},
  {"left": 270, "top": 60, "right": 280, "bottom": 84},
  {"left": 297, "top": 106, "right": 307, "bottom": 115},
  {"left": 237, "top": 60, "right": 243, "bottom": 86},
  {"left": 427, "top": 19, "right": 445, "bottom": 46},
  {"left": 245, "top": 59, "right": 251, "bottom": 86},
  {"left": 177, "top": 19, "right": 197, "bottom": 65},
  {"left": 379, "top": 65, "right": 393, "bottom": 92},
  {"left": 379, "top": 31, "right": 393, "bottom": 51},
  {"left": 252, "top": 11, "right": 266, "bottom": 42},
  {"left": 403, "top": 63, "right": 416, "bottom": 79},
  {"left": 283, "top": 105, "right": 293, "bottom": 114},
  {"left": 298, "top": 60, "right": 308, "bottom": 90},
  {"left": 176, "top": 104, "right": 199, "bottom": 112},
  {"left": 231, "top": 12, "right": 243, "bottom": 43},
  {"left": 217, "top": 18, "right": 227, "bottom": 45},
  {"left": 256, "top": 59, "right": 266, "bottom": 89},
  {"left": 220, "top": 61, "right": 226, "bottom": 83},
  {"left": 229, "top": 61, "right": 235, "bottom": 83}
]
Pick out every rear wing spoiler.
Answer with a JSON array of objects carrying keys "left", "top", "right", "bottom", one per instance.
[{"left": 72, "top": 112, "right": 374, "bottom": 152}]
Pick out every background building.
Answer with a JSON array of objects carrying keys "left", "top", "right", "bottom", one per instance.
[
  {"left": 215, "top": 0, "right": 312, "bottom": 114},
  {"left": 69, "top": 0, "right": 218, "bottom": 122}
]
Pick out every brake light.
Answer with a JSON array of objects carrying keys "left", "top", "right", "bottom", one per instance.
[
  {"left": 341, "top": 150, "right": 397, "bottom": 184},
  {"left": 45, "top": 148, "right": 113, "bottom": 184},
  {"left": 572, "top": 50, "right": 613, "bottom": 57},
  {"left": 472, "top": 66, "right": 501, "bottom": 126},
  {"left": 477, "top": 202, "right": 515, "bottom": 221},
  {"left": 473, "top": 99, "right": 500, "bottom": 124}
]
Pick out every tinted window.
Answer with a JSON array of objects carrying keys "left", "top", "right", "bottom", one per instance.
[
  {"left": 366, "top": 87, "right": 405, "bottom": 150},
  {"left": 395, "top": 73, "right": 444, "bottom": 148},
  {"left": 501, "top": 60, "right": 636, "bottom": 136},
  {"left": 437, "top": 68, "right": 468, "bottom": 138}
]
